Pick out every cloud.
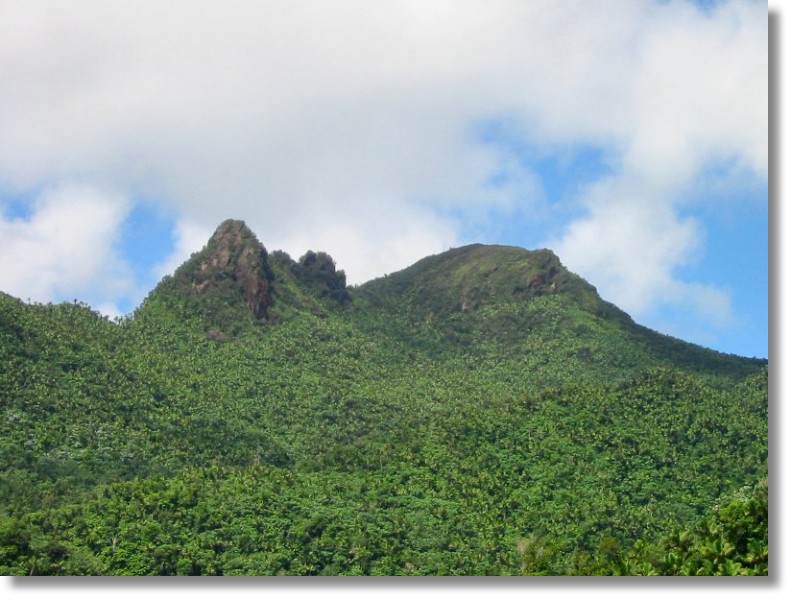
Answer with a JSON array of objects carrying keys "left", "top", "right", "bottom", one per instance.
[
  {"left": 548, "top": 176, "right": 736, "bottom": 325},
  {"left": 0, "top": 0, "right": 766, "bottom": 334},
  {"left": 541, "top": 0, "right": 766, "bottom": 331},
  {"left": 0, "top": 183, "right": 133, "bottom": 308},
  {"left": 269, "top": 203, "right": 460, "bottom": 285}
]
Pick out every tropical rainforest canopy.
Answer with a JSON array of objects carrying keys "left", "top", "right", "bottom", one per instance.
[{"left": 0, "top": 220, "right": 767, "bottom": 575}]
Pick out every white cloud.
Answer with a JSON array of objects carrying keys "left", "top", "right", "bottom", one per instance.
[
  {"left": 623, "top": 0, "right": 768, "bottom": 186},
  {"left": 0, "top": 0, "right": 766, "bottom": 329},
  {"left": 549, "top": 177, "right": 736, "bottom": 326},
  {"left": 536, "top": 0, "right": 766, "bottom": 329},
  {"left": 0, "top": 183, "right": 132, "bottom": 308}
]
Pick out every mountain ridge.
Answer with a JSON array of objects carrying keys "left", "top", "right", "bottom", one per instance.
[
  {"left": 138, "top": 219, "right": 763, "bottom": 379},
  {"left": 0, "top": 218, "right": 766, "bottom": 371},
  {"left": 147, "top": 220, "right": 631, "bottom": 329}
]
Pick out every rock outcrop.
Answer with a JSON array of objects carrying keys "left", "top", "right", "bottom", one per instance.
[{"left": 189, "top": 220, "right": 274, "bottom": 319}]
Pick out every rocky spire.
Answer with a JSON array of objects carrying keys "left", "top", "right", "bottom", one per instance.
[
  {"left": 171, "top": 219, "right": 274, "bottom": 322},
  {"left": 197, "top": 220, "right": 272, "bottom": 318}
]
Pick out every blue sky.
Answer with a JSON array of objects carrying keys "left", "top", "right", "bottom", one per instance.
[{"left": 0, "top": 0, "right": 768, "bottom": 358}]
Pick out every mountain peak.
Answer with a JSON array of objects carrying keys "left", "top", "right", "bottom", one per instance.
[
  {"left": 210, "top": 218, "right": 256, "bottom": 243},
  {"left": 147, "top": 221, "right": 629, "bottom": 337},
  {"left": 160, "top": 219, "right": 274, "bottom": 329},
  {"left": 198, "top": 220, "right": 272, "bottom": 318}
]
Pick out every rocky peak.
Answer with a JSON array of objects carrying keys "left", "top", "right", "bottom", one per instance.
[{"left": 178, "top": 219, "right": 274, "bottom": 320}]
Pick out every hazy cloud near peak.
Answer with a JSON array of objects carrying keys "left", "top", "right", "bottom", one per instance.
[{"left": 0, "top": 0, "right": 766, "bottom": 333}]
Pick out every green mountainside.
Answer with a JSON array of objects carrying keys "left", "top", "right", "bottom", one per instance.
[{"left": 0, "top": 219, "right": 768, "bottom": 575}]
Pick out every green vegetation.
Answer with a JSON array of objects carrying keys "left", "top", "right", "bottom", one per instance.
[{"left": 0, "top": 221, "right": 768, "bottom": 575}]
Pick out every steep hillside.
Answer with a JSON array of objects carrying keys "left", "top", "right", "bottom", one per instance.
[{"left": 0, "top": 220, "right": 768, "bottom": 575}]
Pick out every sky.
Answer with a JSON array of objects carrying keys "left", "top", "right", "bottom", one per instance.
[{"left": 0, "top": 0, "right": 768, "bottom": 358}]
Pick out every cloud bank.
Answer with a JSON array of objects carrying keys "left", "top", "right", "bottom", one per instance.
[{"left": 0, "top": 0, "right": 766, "bottom": 339}]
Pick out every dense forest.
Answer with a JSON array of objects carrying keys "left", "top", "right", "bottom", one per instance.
[{"left": 0, "top": 220, "right": 768, "bottom": 575}]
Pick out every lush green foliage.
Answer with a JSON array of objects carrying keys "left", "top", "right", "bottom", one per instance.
[
  {"left": 620, "top": 478, "right": 769, "bottom": 576},
  {"left": 521, "top": 479, "right": 768, "bottom": 576},
  {"left": 0, "top": 241, "right": 768, "bottom": 575}
]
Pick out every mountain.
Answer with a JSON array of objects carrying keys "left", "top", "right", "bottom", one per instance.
[
  {"left": 172, "top": 219, "right": 275, "bottom": 320},
  {"left": 0, "top": 220, "right": 768, "bottom": 575}
]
